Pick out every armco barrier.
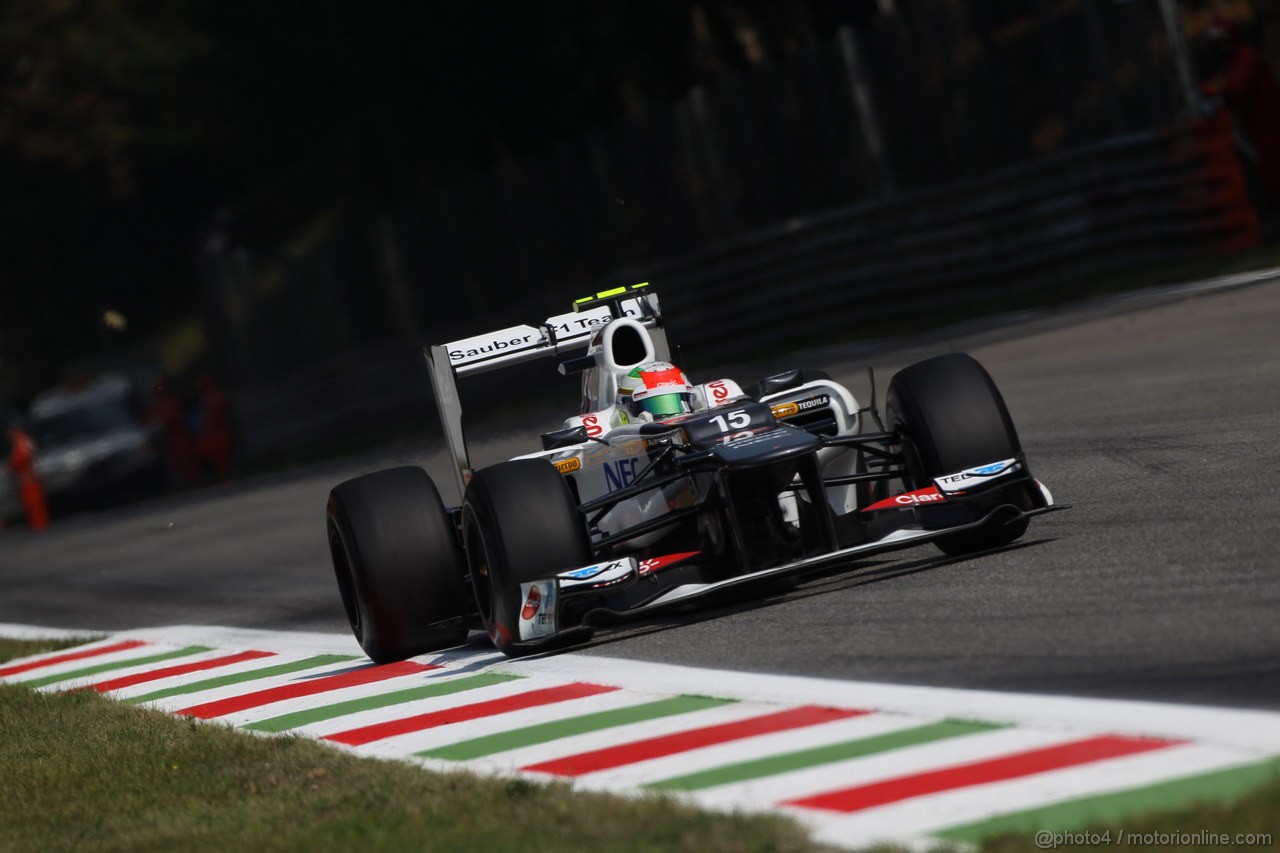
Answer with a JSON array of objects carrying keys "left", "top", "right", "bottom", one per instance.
[
  {"left": 231, "top": 116, "right": 1259, "bottom": 459},
  {"left": 646, "top": 112, "right": 1259, "bottom": 360}
]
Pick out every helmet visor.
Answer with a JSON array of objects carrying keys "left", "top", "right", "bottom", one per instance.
[{"left": 640, "top": 392, "right": 691, "bottom": 417}]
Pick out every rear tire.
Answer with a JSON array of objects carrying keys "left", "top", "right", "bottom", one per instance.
[
  {"left": 327, "top": 466, "right": 470, "bottom": 663},
  {"left": 886, "top": 353, "right": 1030, "bottom": 556},
  {"left": 461, "top": 459, "right": 591, "bottom": 657}
]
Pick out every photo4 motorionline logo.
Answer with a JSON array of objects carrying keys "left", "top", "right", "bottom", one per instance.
[{"left": 1034, "top": 829, "right": 1272, "bottom": 849}]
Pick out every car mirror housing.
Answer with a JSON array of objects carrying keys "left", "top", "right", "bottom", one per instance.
[{"left": 540, "top": 425, "right": 589, "bottom": 450}]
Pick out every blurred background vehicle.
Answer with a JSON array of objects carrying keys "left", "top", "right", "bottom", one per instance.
[{"left": 26, "top": 374, "right": 170, "bottom": 514}]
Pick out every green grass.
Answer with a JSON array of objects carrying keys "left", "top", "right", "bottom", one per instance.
[
  {"left": 976, "top": 766, "right": 1280, "bottom": 851},
  {"left": 0, "top": 636, "right": 93, "bottom": 662},
  {"left": 0, "top": 639, "right": 822, "bottom": 853},
  {"left": 4, "top": 637, "right": 1279, "bottom": 852}
]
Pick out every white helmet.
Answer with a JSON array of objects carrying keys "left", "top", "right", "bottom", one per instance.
[{"left": 618, "top": 362, "right": 697, "bottom": 420}]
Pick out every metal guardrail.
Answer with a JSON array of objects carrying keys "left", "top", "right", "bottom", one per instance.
[
  {"left": 640, "top": 113, "right": 1260, "bottom": 360},
  {"left": 231, "top": 115, "right": 1260, "bottom": 459}
]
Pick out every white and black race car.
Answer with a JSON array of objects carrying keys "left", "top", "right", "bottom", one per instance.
[{"left": 327, "top": 285, "right": 1065, "bottom": 660}]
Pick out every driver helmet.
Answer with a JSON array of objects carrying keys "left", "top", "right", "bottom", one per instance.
[{"left": 619, "top": 361, "right": 697, "bottom": 420}]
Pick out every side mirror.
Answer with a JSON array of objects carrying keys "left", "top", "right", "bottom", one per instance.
[
  {"left": 541, "top": 425, "right": 589, "bottom": 450},
  {"left": 759, "top": 369, "right": 803, "bottom": 396}
]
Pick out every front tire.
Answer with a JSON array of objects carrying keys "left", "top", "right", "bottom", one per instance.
[
  {"left": 886, "top": 353, "right": 1031, "bottom": 556},
  {"left": 327, "top": 466, "right": 471, "bottom": 663},
  {"left": 461, "top": 460, "right": 591, "bottom": 657}
]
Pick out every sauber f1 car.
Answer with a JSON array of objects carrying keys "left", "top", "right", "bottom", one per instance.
[{"left": 327, "top": 285, "right": 1066, "bottom": 661}]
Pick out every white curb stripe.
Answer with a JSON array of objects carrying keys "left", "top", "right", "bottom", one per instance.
[
  {"left": 106, "top": 651, "right": 319, "bottom": 701},
  {"left": 352, "top": 688, "right": 675, "bottom": 757},
  {"left": 306, "top": 676, "right": 591, "bottom": 743},
  {"left": 199, "top": 665, "right": 479, "bottom": 727},
  {"left": 0, "top": 637, "right": 147, "bottom": 681},
  {"left": 64, "top": 647, "right": 276, "bottom": 694},
  {"left": 682, "top": 727, "right": 1081, "bottom": 811},
  {"left": 8, "top": 642, "right": 194, "bottom": 687},
  {"left": 464, "top": 701, "right": 787, "bottom": 775},
  {"left": 571, "top": 712, "right": 942, "bottom": 790},
  {"left": 133, "top": 656, "right": 368, "bottom": 711}
]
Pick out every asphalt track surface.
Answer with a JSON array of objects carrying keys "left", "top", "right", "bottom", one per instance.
[{"left": 3, "top": 275, "right": 1279, "bottom": 710}]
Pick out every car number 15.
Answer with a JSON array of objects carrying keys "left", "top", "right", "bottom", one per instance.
[{"left": 709, "top": 409, "right": 752, "bottom": 432}]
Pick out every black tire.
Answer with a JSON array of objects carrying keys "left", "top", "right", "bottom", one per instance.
[
  {"left": 886, "top": 353, "right": 1030, "bottom": 556},
  {"left": 327, "top": 466, "right": 470, "bottom": 663},
  {"left": 461, "top": 459, "right": 591, "bottom": 657}
]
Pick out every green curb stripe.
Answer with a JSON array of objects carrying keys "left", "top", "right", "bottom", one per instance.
[
  {"left": 419, "top": 695, "right": 735, "bottom": 761},
  {"left": 244, "top": 673, "right": 522, "bottom": 733},
  {"left": 125, "top": 653, "right": 359, "bottom": 705},
  {"left": 647, "top": 719, "right": 1005, "bottom": 791},
  {"left": 24, "top": 646, "right": 214, "bottom": 689},
  {"left": 933, "top": 756, "right": 1280, "bottom": 844}
]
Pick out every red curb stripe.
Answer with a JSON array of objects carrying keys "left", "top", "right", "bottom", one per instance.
[
  {"left": 176, "top": 660, "right": 437, "bottom": 719},
  {"left": 91, "top": 650, "right": 277, "bottom": 693},
  {"left": 325, "top": 682, "right": 619, "bottom": 747},
  {"left": 523, "top": 705, "right": 869, "bottom": 777},
  {"left": 0, "top": 640, "right": 148, "bottom": 678},
  {"left": 783, "top": 734, "right": 1184, "bottom": 814}
]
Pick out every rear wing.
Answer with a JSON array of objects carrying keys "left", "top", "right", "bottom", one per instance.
[{"left": 425, "top": 283, "right": 670, "bottom": 500}]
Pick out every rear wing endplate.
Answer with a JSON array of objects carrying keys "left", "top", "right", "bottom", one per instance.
[{"left": 425, "top": 284, "right": 670, "bottom": 500}]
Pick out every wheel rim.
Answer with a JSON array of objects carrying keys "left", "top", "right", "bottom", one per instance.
[
  {"left": 327, "top": 523, "right": 361, "bottom": 636},
  {"left": 461, "top": 510, "right": 494, "bottom": 627}
]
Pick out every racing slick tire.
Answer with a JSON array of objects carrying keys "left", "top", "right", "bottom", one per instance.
[
  {"left": 461, "top": 459, "right": 591, "bottom": 657},
  {"left": 327, "top": 466, "right": 470, "bottom": 663},
  {"left": 886, "top": 353, "right": 1031, "bottom": 556}
]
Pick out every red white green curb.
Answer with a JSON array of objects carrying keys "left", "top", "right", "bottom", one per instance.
[{"left": 3, "top": 624, "right": 1277, "bottom": 850}]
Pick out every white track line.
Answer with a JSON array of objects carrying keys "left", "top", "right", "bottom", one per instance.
[{"left": 0, "top": 622, "right": 98, "bottom": 641}]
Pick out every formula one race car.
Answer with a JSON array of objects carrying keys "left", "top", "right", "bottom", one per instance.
[{"left": 327, "top": 285, "right": 1065, "bottom": 661}]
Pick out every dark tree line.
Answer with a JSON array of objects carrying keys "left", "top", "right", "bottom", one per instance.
[{"left": 0, "top": 0, "right": 872, "bottom": 404}]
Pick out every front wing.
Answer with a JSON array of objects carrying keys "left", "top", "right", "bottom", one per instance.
[{"left": 507, "top": 495, "right": 1068, "bottom": 655}]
